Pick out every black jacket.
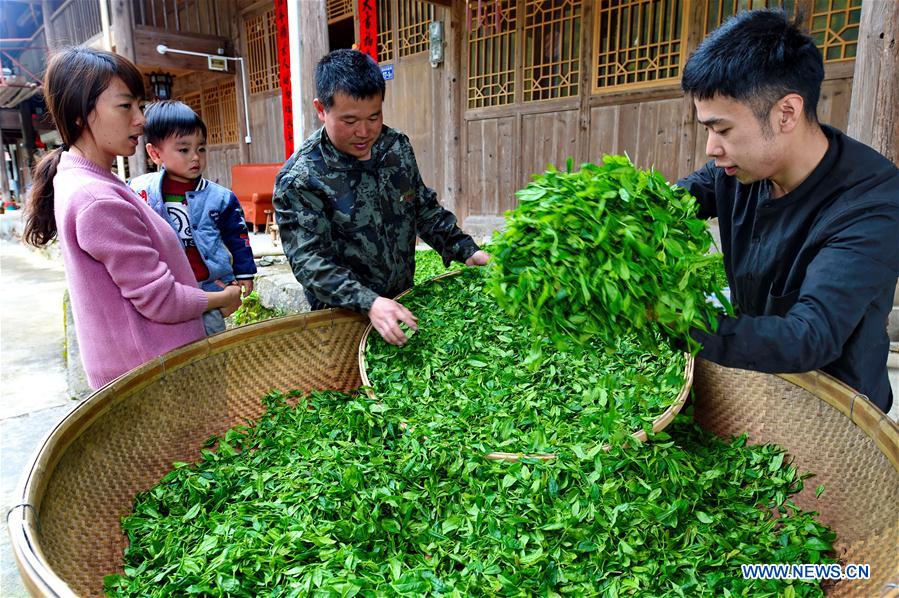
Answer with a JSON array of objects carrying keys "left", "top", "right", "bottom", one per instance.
[{"left": 678, "top": 126, "right": 899, "bottom": 413}]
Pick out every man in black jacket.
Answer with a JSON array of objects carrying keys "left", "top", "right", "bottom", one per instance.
[{"left": 677, "top": 9, "right": 899, "bottom": 413}]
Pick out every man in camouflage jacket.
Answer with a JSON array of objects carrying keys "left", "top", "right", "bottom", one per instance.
[{"left": 273, "top": 49, "right": 489, "bottom": 346}]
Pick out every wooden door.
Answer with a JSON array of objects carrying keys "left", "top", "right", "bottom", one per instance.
[{"left": 378, "top": 1, "right": 452, "bottom": 210}]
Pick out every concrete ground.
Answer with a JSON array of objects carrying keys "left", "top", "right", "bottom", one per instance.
[{"left": 0, "top": 238, "right": 72, "bottom": 597}]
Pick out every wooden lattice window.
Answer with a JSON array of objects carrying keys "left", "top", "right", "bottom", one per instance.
[
  {"left": 467, "top": 0, "right": 517, "bottom": 108},
  {"left": 328, "top": 0, "right": 354, "bottom": 23},
  {"left": 182, "top": 92, "right": 202, "bottom": 117},
  {"left": 202, "top": 81, "right": 238, "bottom": 146},
  {"left": 523, "top": 0, "right": 582, "bottom": 102},
  {"left": 378, "top": 0, "right": 394, "bottom": 62},
  {"left": 396, "top": 0, "right": 435, "bottom": 58},
  {"left": 246, "top": 9, "right": 280, "bottom": 94},
  {"left": 593, "top": 0, "right": 685, "bottom": 92},
  {"left": 810, "top": 0, "right": 862, "bottom": 63},
  {"left": 704, "top": 0, "right": 797, "bottom": 33}
]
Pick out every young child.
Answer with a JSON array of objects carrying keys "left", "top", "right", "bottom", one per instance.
[{"left": 130, "top": 101, "right": 256, "bottom": 335}]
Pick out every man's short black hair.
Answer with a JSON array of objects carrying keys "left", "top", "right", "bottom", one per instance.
[
  {"left": 681, "top": 9, "right": 824, "bottom": 125},
  {"left": 315, "top": 49, "right": 385, "bottom": 109},
  {"left": 143, "top": 100, "right": 207, "bottom": 145}
]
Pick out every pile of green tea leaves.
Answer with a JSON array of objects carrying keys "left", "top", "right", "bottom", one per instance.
[
  {"left": 489, "top": 156, "right": 731, "bottom": 350},
  {"left": 366, "top": 267, "right": 686, "bottom": 452},
  {"left": 414, "top": 249, "right": 456, "bottom": 284},
  {"left": 106, "top": 391, "right": 835, "bottom": 597}
]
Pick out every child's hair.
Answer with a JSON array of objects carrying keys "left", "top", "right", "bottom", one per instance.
[
  {"left": 315, "top": 49, "right": 385, "bottom": 109},
  {"left": 142, "top": 100, "right": 207, "bottom": 146},
  {"left": 24, "top": 47, "right": 144, "bottom": 247},
  {"left": 681, "top": 8, "right": 823, "bottom": 127}
]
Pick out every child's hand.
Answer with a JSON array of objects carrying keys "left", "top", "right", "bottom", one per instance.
[
  {"left": 218, "top": 286, "right": 243, "bottom": 317},
  {"left": 238, "top": 279, "right": 254, "bottom": 298}
]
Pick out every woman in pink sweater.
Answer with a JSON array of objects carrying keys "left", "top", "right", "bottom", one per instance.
[{"left": 23, "top": 48, "right": 243, "bottom": 390}]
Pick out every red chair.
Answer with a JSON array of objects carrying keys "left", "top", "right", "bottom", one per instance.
[{"left": 230, "top": 163, "right": 282, "bottom": 231}]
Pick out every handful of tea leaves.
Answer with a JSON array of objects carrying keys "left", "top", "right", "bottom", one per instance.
[{"left": 489, "top": 155, "right": 731, "bottom": 349}]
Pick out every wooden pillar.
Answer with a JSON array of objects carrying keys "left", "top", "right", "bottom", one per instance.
[
  {"left": 42, "top": 0, "right": 57, "bottom": 51},
  {"left": 18, "top": 102, "right": 36, "bottom": 183},
  {"left": 287, "top": 0, "right": 329, "bottom": 143},
  {"left": 234, "top": 10, "right": 251, "bottom": 164},
  {"left": 575, "top": 0, "right": 595, "bottom": 166},
  {"left": 847, "top": 0, "right": 899, "bottom": 163},
  {"left": 676, "top": 0, "right": 709, "bottom": 178},
  {"left": 16, "top": 144, "right": 32, "bottom": 194},
  {"left": 442, "top": 1, "right": 463, "bottom": 219},
  {"left": 0, "top": 142, "right": 10, "bottom": 203},
  {"left": 110, "top": 0, "right": 147, "bottom": 176}
]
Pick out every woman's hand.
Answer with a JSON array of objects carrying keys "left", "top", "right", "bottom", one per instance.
[{"left": 205, "top": 285, "right": 243, "bottom": 317}]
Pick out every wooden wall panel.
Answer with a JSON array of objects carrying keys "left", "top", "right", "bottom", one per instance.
[
  {"left": 205, "top": 145, "right": 242, "bottom": 188},
  {"left": 692, "top": 120, "right": 710, "bottom": 178},
  {"left": 382, "top": 53, "right": 446, "bottom": 199},
  {"left": 376, "top": 4, "right": 460, "bottom": 214},
  {"left": 248, "top": 92, "right": 286, "bottom": 163},
  {"left": 519, "top": 110, "right": 581, "bottom": 186},
  {"left": 587, "top": 97, "right": 686, "bottom": 182},
  {"left": 818, "top": 77, "right": 853, "bottom": 132},
  {"left": 464, "top": 116, "right": 517, "bottom": 216},
  {"left": 588, "top": 105, "right": 619, "bottom": 157}
]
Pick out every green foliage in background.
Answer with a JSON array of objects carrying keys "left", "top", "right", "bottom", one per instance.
[{"left": 489, "top": 156, "right": 732, "bottom": 351}]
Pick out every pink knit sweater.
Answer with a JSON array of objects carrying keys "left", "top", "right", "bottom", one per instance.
[{"left": 54, "top": 152, "right": 208, "bottom": 389}]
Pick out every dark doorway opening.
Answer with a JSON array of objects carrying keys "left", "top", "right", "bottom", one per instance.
[{"left": 328, "top": 17, "right": 355, "bottom": 51}]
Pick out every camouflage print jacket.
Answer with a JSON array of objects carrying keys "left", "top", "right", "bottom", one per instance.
[{"left": 273, "top": 126, "right": 479, "bottom": 312}]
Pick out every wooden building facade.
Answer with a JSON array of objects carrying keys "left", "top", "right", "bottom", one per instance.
[
  {"left": 443, "top": 0, "right": 861, "bottom": 226},
  {"left": 7, "top": 0, "right": 894, "bottom": 231},
  {"left": 286, "top": 0, "right": 873, "bottom": 230}
]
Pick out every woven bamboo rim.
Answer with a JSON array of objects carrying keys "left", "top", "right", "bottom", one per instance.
[
  {"left": 7, "top": 309, "right": 369, "bottom": 598},
  {"left": 6, "top": 310, "right": 898, "bottom": 596},
  {"left": 692, "top": 360, "right": 899, "bottom": 597},
  {"left": 358, "top": 270, "right": 694, "bottom": 461}
]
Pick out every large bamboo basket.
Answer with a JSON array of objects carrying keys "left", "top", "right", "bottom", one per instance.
[
  {"left": 8, "top": 310, "right": 899, "bottom": 597},
  {"left": 357, "top": 271, "right": 693, "bottom": 461}
]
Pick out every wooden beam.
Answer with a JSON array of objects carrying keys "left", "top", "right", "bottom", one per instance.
[
  {"left": 41, "top": 0, "right": 56, "bottom": 50},
  {"left": 423, "top": 0, "right": 454, "bottom": 7},
  {"left": 133, "top": 28, "right": 233, "bottom": 74},
  {"left": 847, "top": 0, "right": 898, "bottom": 164},
  {"left": 676, "top": 0, "right": 708, "bottom": 178},
  {"left": 444, "top": 1, "right": 463, "bottom": 217},
  {"left": 576, "top": 0, "right": 595, "bottom": 164},
  {"left": 110, "top": 0, "right": 147, "bottom": 175},
  {"left": 0, "top": 133, "right": 10, "bottom": 202}
]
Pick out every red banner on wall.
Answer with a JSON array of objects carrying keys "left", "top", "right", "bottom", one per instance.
[
  {"left": 357, "top": 0, "right": 378, "bottom": 62},
  {"left": 274, "top": 0, "right": 294, "bottom": 158}
]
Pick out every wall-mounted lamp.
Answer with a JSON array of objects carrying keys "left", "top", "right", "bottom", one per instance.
[
  {"left": 147, "top": 72, "right": 174, "bottom": 100},
  {"left": 428, "top": 21, "right": 444, "bottom": 68},
  {"left": 156, "top": 44, "right": 252, "bottom": 144}
]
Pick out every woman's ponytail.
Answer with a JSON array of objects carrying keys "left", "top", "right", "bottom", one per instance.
[{"left": 23, "top": 147, "right": 64, "bottom": 247}]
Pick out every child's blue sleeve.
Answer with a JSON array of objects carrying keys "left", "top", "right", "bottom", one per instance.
[{"left": 219, "top": 192, "right": 257, "bottom": 278}]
